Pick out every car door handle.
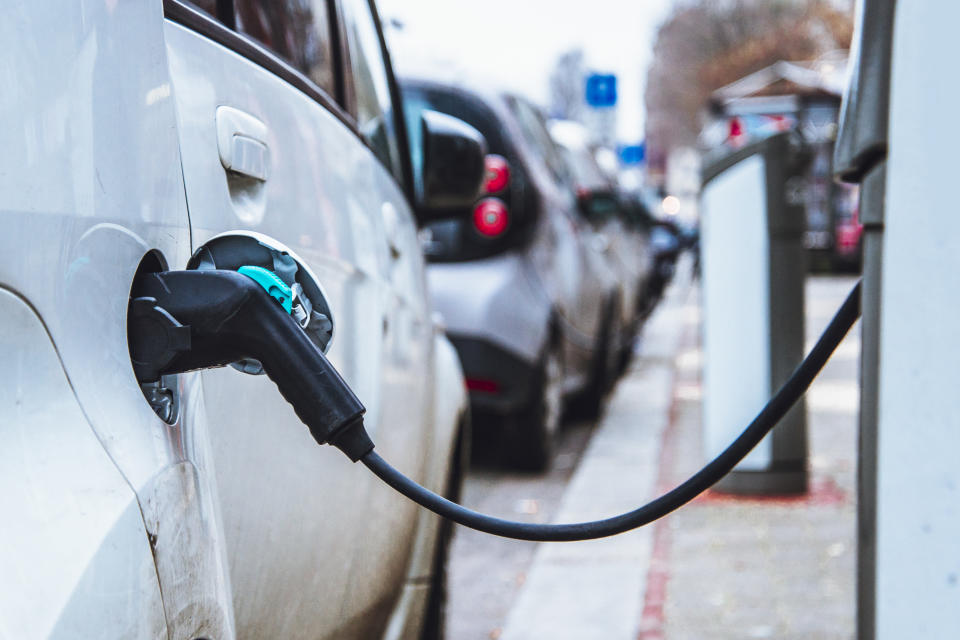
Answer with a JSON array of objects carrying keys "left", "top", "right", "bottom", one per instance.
[{"left": 216, "top": 106, "right": 270, "bottom": 181}]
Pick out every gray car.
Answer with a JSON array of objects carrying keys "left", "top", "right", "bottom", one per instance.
[
  {"left": 402, "top": 79, "right": 621, "bottom": 470},
  {"left": 549, "top": 119, "right": 655, "bottom": 374}
]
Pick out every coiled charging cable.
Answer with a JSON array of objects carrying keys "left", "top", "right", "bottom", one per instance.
[{"left": 359, "top": 280, "right": 861, "bottom": 541}]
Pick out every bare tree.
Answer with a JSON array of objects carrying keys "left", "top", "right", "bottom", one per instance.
[{"left": 644, "top": 0, "right": 853, "bottom": 175}]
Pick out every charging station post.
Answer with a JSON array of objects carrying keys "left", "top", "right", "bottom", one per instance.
[
  {"left": 836, "top": 2, "right": 960, "bottom": 636},
  {"left": 700, "top": 132, "right": 809, "bottom": 495}
]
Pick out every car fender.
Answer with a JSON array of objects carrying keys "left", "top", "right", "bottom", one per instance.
[
  {"left": 412, "top": 330, "right": 468, "bottom": 575},
  {"left": 0, "top": 287, "right": 169, "bottom": 639},
  {"left": 427, "top": 252, "right": 553, "bottom": 363},
  {"left": 381, "top": 329, "right": 467, "bottom": 640}
]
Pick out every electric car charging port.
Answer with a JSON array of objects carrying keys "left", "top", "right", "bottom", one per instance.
[
  {"left": 128, "top": 250, "right": 181, "bottom": 424},
  {"left": 125, "top": 233, "right": 350, "bottom": 444},
  {"left": 186, "top": 231, "right": 336, "bottom": 371}
]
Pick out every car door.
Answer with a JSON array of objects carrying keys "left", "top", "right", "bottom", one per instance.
[
  {"left": 163, "top": 1, "right": 428, "bottom": 636},
  {"left": 506, "top": 96, "right": 608, "bottom": 380},
  {"left": 0, "top": 3, "right": 235, "bottom": 638},
  {"left": 330, "top": 0, "right": 435, "bottom": 635}
]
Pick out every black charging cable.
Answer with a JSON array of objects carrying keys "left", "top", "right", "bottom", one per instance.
[
  {"left": 130, "top": 269, "right": 860, "bottom": 542},
  {"left": 359, "top": 280, "right": 860, "bottom": 540}
]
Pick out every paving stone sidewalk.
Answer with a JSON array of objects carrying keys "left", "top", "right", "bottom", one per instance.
[
  {"left": 495, "top": 272, "right": 859, "bottom": 640},
  {"left": 653, "top": 276, "right": 859, "bottom": 640},
  {"left": 497, "top": 266, "right": 692, "bottom": 640}
]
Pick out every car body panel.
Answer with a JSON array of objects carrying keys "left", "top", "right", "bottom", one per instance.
[
  {"left": 0, "top": 288, "right": 169, "bottom": 640},
  {"left": 427, "top": 252, "right": 552, "bottom": 363},
  {"left": 0, "top": 0, "right": 194, "bottom": 489},
  {"left": 164, "top": 15, "right": 439, "bottom": 638},
  {"left": 0, "top": 2, "right": 235, "bottom": 636},
  {"left": 1, "top": 2, "right": 466, "bottom": 638},
  {"left": 383, "top": 331, "right": 466, "bottom": 639}
]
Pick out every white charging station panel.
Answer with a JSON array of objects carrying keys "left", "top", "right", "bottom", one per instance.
[
  {"left": 701, "top": 154, "right": 772, "bottom": 470},
  {"left": 872, "top": 3, "right": 960, "bottom": 635}
]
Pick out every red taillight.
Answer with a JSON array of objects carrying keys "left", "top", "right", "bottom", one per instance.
[
  {"left": 728, "top": 117, "right": 744, "bottom": 142},
  {"left": 836, "top": 223, "right": 863, "bottom": 251},
  {"left": 483, "top": 154, "right": 510, "bottom": 194},
  {"left": 473, "top": 198, "right": 509, "bottom": 237},
  {"left": 466, "top": 378, "right": 500, "bottom": 393}
]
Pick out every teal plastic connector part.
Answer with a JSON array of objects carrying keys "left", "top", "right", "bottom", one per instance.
[{"left": 237, "top": 265, "right": 293, "bottom": 314}]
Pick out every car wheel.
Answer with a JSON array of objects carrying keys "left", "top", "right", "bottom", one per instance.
[
  {"left": 604, "top": 304, "right": 627, "bottom": 389},
  {"left": 571, "top": 299, "right": 615, "bottom": 420},
  {"left": 505, "top": 340, "right": 564, "bottom": 472},
  {"left": 421, "top": 415, "right": 469, "bottom": 640},
  {"left": 616, "top": 322, "right": 637, "bottom": 377}
]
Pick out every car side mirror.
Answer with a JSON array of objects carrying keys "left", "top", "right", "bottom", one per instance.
[{"left": 417, "top": 110, "right": 487, "bottom": 214}]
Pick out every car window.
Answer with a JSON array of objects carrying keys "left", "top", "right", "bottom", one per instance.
[
  {"left": 402, "top": 90, "right": 429, "bottom": 200},
  {"left": 234, "top": 0, "right": 335, "bottom": 96},
  {"left": 340, "top": 0, "right": 404, "bottom": 183},
  {"left": 186, "top": 0, "right": 218, "bottom": 18},
  {"left": 508, "top": 98, "right": 573, "bottom": 188}
]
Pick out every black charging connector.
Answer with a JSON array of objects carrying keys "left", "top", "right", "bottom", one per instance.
[
  {"left": 128, "top": 268, "right": 860, "bottom": 541},
  {"left": 128, "top": 269, "right": 372, "bottom": 460}
]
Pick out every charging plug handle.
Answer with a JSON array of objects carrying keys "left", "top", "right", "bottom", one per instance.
[{"left": 129, "top": 269, "right": 371, "bottom": 459}]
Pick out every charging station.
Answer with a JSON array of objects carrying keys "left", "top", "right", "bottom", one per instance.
[
  {"left": 700, "top": 132, "right": 809, "bottom": 495},
  {"left": 838, "top": 2, "right": 960, "bottom": 637}
]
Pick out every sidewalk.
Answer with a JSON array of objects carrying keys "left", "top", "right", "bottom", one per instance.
[
  {"left": 497, "top": 269, "right": 859, "bottom": 639},
  {"left": 654, "top": 276, "right": 858, "bottom": 640}
]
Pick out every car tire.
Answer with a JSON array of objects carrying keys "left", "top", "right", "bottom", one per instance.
[
  {"left": 571, "top": 299, "right": 616, "bottom": 421},
  {"left": 504, "top": 339, "right": 564, "bottom": 472},
  {"left": 604, "top": 316, "right": 623, "bottom": 393},
  {"left": 421, "top": 415, "right": 469, "bottom": 640},
  {"left": 616, "top": 322, "right": 637, "bottom": 377}
]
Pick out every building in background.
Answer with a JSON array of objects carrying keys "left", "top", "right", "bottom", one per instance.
[{"left": 701, "top": 53, "right": 861, "bottom": 270}]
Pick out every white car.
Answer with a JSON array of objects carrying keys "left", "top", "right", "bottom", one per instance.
[{"left": 0, "top": 1, "right": 482, "bottom": 638}]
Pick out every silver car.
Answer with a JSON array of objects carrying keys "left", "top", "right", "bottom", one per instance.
[
  {"left": 0, "top": 1, "right": 481, "bottom": 638},
  {"left": 401, "top": 79, "right": 621, "bottom": 471},
  {"left": 549, "top": 120, "right": 655, "bottom": 374}
]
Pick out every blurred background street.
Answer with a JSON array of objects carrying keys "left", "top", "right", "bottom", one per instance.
[
  {"left": 444, "top": 264, "right": 859, "bottom": 639},
  {"left": 7, "top": 0, "right": 898, "bottom": 637}
]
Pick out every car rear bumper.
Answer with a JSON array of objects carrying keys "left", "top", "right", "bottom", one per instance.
[
  {"left": 448, "top": 335, "right": 537, "bottom": 415},
  {"left": 427, "top": 253, "right": 551, "bottom": 364}
]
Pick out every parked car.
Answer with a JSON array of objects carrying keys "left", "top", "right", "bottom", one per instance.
[
  {"left": 0, "top": 1, "right": 483, "bottom": 638},
  {"left": 401, "top": 79, "right": 621, "bottom": 470},
  {"left": 549, "top": 119, "right": 654, "bottom": 372},
  {"left": 623, "top": 192, "right": 684, "bottom": 311}
]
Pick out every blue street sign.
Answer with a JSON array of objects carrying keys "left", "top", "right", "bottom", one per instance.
[
  {"left": 619, "top": 143, "right": 645, "bottom": 166},
  {"left": 585, "top": 73, "right": 617, "bottom": 108}
]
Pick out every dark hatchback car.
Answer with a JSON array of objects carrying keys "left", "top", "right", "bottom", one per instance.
[{"left": 402, "top": 78, "right": 622, "bottom": 470}]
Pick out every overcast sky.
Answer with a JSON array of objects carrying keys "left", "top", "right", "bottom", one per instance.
[{"left": 378, "top": 0, "right": 675, "bottom": 141}]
